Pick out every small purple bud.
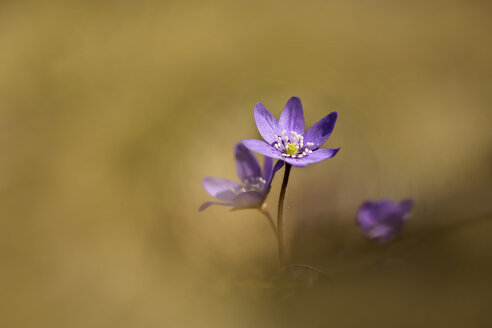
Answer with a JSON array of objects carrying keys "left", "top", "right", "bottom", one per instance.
[{"left": 356, "top": 199, "right": 414, "bottom": 244}]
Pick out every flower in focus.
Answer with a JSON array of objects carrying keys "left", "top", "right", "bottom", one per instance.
[
  {"left": 199, "top": 143, "right": 283, "bottom": 212},
  {"left": 356, "top": 199, "right": 414, "bottom": 243},
  {"left": 242, "top": 97, "right": 340, "bottom": 167}
]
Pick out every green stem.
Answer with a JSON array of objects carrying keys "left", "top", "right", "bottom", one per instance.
[{"left": 277, "top": 163, "right": 291, "bottom": 266}]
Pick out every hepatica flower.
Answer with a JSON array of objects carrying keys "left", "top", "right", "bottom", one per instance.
[
  {"left": 199, "top": 143, "right": 283, "bottom": 212},
  {"left": 356, "top": 199, "right": 414, "bottom": 244},
  {"left": 242, "top": 97, "right": 340, "bottom": 167}
]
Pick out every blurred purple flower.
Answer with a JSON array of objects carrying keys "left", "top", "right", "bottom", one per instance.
[
  {"left": 356, "top": 199, "right": 414, "bottom": 243},
  {"left": 242, "top": 97, "right": 340, "bottom": 167},
  {"left": 199, "top": 143, "right": 283, "bottom": 212}
]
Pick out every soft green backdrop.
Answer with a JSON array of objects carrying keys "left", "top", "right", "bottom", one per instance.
[{"left": 1, "top": 0, "right": 491, "bottom": 327}]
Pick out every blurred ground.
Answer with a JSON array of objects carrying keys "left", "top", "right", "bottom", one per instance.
[{"left": 0, "top": 0, "right": 491, "bottom": 327}]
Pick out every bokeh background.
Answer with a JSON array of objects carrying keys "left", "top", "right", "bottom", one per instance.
[{"left": 1, "top": 0, "right": 492, "bottom": 327}]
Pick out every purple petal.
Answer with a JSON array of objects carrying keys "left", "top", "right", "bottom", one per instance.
[
  {"left": 235, "top": 143, "right": 261, "bottom": 183},
  {"left": 368, "top": 225, "right": 397, "bottom": 243},
  {"left": 262, "top": 156, "right": 273, "bottom": 181},
  {"left": 199, "top": 201, "right": 232, "bottom": 212},
  {"left": 202, "top": 177, "right": 241, "bottom": 202},
  {"left": 263, "top": 159, "right": 284, "bottom": 193},
  {"left": 254, "top": 102, "right": 280, "bottom": 144},
  {"left": 242, "top": 139, "right": 284, "bottom": 160},
  {"left": 373, "top": 199, "right": 397, "bottom": 221},
  {"left": 272, "top": 159, "right": 285, "bottom": 175},
  {"left": 356, "top": 201, "right": 379, "bottom": 231},
  {"left": 399, "top": 199, "right": 414, "bottom": 220},
  {"left": 303, "top": 112, "right": 338, "bottom": 149},
  {"left": 282, "top": 148, "right": 340, "bottom": 167},
  {"left": 279, "top": 97, "right": 305, "bottom": 134},
  {"left": 231, "top": 191, "right": 264, "bottom": 208}
]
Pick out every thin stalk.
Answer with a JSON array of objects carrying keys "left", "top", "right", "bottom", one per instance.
[
  {"left": 259, "top": 203, "right": 277, "bottom": 235},
  {"left": 277, "top": 163, "right": 292, "bottom": 266}
]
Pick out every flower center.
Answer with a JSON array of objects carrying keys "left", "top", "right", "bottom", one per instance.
[
  {"left": 273, "top": 130, "right": 314, "bottom": 158},
  {"left": 231, "top": 176, "right": 266, "bottom": 194},
  {"left": 286, "top": 143, "right": 298, "bottom": 156}
]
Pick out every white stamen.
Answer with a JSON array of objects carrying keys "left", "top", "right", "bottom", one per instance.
[{"left": 274, "top": 130, "right": 315, "bottom": 159}]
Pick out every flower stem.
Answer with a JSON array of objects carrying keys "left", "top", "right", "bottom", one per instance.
[
  {"left": 259, "top": 203, "right": 277, "bottom": 235},
  {"left": 277, "top": 163, "right": 291, "bottom": 266}
]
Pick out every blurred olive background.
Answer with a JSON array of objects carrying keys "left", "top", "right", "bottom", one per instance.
[{"left": 1, "top": 0, "right": 492, "bottom": 327}]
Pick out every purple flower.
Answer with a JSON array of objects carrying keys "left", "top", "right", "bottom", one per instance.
[
  {"left": 356, "top": 199, "right": 414, "bottom": 244},
  {"left": 199, "top": 143, "right": 283, "bottom": 212},
  {"left": 242, "top": 97, "right": 340, "bottom": 167}
]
